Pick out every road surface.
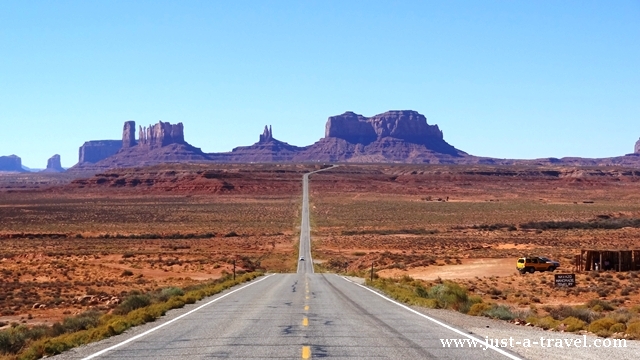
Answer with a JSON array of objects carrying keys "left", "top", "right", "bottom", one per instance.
[{"left": 57, "top": 167, "right": 520, "bottom": 360}]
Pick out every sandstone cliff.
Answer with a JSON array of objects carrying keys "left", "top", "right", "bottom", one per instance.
[{"left": 635, "top": 138, "right": 640, "bottom": 154}]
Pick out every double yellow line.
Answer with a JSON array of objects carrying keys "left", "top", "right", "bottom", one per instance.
[{"left": 302, "top": 278, "right": 311, "bottom": 359}]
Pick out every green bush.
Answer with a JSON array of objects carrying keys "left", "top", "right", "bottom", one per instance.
[
  {"left": 625, "top": 322, "right": 640, "bottom": 339},
  {"left": 484, "top": 305, "right": 516, "bottom": 320},
  {"left": 156, "top": 287, "right": 184, "bottom": 302},
  {"left": 468, "top": 302, "right": 493, "bottom": 316},
  {"left": 588, "top": 318, "right": 616, "bottom": 333},
  {"left": 609, "top": 323, "right": 626, "bottom": 333},
  {"left": 113, "top": 294, "right": 151, "bottom": 315},
  {"left": 536, "top": 316, "right": 560, "bottom": 330},
  {"left": 549, "top": 305, "right": 600, "bottom": 323},
  {"left": 428, "top": 282, "right": 471, "bottom": 311},
  {"left": 560, "top": 316, "right": 586, "bottom": 332},
  {"left": 586, "top": 299, "right": 615, "bottom": 311}
]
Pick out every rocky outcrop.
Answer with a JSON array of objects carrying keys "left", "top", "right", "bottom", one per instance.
[
  {"left": 78, "top": 140, "right": 122, "bottom": 164},
  {"left": 635, "top": 138, "right": 640, "bottom": 154},
  {"left": 122, "top": 121, "right": 136, "bottom": 148},
  {"left": 138, "top": 122, "right": 185, "bottom": 148},
  {"left": 0, "top": 155, "right": 24, "bottom": 172},
  {"left": 210, "top": 126, "right": 306, "bottom": 163},
  {"left": 43, "top": 154, "right": 64, "bottom": 172}
]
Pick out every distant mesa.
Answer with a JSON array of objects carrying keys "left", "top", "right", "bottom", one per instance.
[
  {"left": 0, "top": 155, "right": 24, "bottom": 172},
  {"left": 42, "top": 154, "right": 64, "bottom": 173},
  {"left": 635, "top": 138, "right": 640, "bottom": 154},
  {"left": 320, "top": 110, "right": 463, "bottom": 157},
  {"left": 79, "top": 140, "right": 122, "bottom": 164}
]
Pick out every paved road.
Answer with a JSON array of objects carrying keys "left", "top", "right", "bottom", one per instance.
[{"left": 57, "top": 167, "right": 520, "bottom": 360}]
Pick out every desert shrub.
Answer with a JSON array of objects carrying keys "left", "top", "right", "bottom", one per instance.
[
  {"left": 520, "top": 218, "right": 640, "bottom": 230},
  {"left": 609, "top": 323, "right": 626, "bottom": 333},
  {"left": 626, "top": 322, "right": 640, "bottom": 339},
  {"left": 122, "top": 252, "right": 135, "bottom": 259},
  {"left": 468, "top": 302, "right": 492, "bottom": 316},
  {"left": 113, "top": 294, "right": 151, "bottom": 315},
  {"left": 560, "top": 316, "right": 586, "bottom": 332},
  {"left": 536, "top": 316, "right": 560, "bottom": 330},
  {"left": 428, "top": 282, "right": 471, "bottom": 311},
  {"left": 51, "top": 310, "right": 101, "bottom": 336},
  {"left": 414, "top": 285, "right": 428, "bottom": 298},
  {"left": 607, "top": 309, "right": 634, "bottom": 324},
  {"left": 620, "top": 287, "right": 632, "bottom": 296},
  {"left": 586, "top": 299, "right": 614, "bottom": 311},
  {"left": 156, "top": 287, "right": 185, "bottom": 302},
  {"left": 0, "top": 324, "right": 49, "bottom": 355},
  {"left": 121, "top": 270, "right": 134, "bottom": 277},
  {"left": 588, "top": 318, "right": 616, "bottom": 333},
  {"left": 484, "top": 305, "right": 516, "bottom": 320},
  {"left": 549, "top": 305, "right": 600, "bottom": 323}
]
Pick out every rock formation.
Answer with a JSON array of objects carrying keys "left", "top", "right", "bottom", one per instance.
[
  {"left": 44, "top": 154, "right": 64, "bottom": 172},
  {"left": 210, "top": 125, "right": 306, "bottom": 163},
  {"left": 70, "top": 121, "right": 206, "bottom": 171},
  {"left": 122, "top": 121, "right": 136, "bottom": 148},
  {"left": 259, "top": 125, "right": 273, "bottom": 143},
  {"left": 635, "top": 138, "right": 640, "bottom": 154},
  {"left": 138, "top": 122, "right": 185, "bottom": 148},
  {"left": 78, "top": 140, "right": 122, "bottom": 164},
  {"left": 0, "top": 155, "right": 24, "bottom": 172},
  {"left": 302, "top": 110, "right": 465, "bottom": 161},
  {"left": 326, "top": 110, "right": 447, "bottom": 145}
]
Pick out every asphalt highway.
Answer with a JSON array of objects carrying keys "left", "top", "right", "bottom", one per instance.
[{"left": 57, "top": 167, "right": 521, "bottom": 360}]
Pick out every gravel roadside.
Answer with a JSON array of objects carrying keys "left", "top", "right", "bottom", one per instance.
[{"left": 412, "top": 300, "right": 640, "bottom": 360}]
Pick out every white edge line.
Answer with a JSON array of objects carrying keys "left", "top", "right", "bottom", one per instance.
[
  {"left": 339, "top": 275, "right": 524, "bottom": 360},
  {"left": 82, "top": 274, "right": 275, "bottom": 360}
]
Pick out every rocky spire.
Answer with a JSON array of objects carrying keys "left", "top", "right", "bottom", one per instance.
[
  {"left": 137, "top": 121, "right": 185, "bottom": 148},
  {"left": 636, "top": 138, "right": 640, "bottom": 154},
  {"left": 259, "top": 125, "right": 273, "bottom": 143},
  {"left": 122, "top": 121, "right": 136, "bottom": 148}
]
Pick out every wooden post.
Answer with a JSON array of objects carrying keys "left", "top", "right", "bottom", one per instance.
[
  {"left": 619, "top": 251, "right": 622, "bottom": 272},
  {"left": 599, "top": 252, "right": 603, "bottom": 272},
  {"left": 370, "top": 262, "right": 374, "bottom": 282}
]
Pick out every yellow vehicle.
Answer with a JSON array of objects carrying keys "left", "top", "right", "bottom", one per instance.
[{"left": 516, "top": 256, "right": 559, "bottom": 274}]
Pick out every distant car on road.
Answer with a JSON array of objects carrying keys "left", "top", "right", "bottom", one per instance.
[
  {"left": 517, "top": 256, "right": 559, "bottom": 274},
  {"left": 299, "top": 257, "right": 304, "bottom": 261}
]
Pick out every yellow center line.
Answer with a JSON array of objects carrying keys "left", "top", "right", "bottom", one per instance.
[
  {"left": 302, "top": 317, "right": 309, "bottom": 326},
  {"left": 304, "top": 305, "right": 309, "bottom": 311},
  {"left": 302, "top": 346, "right": 311, "bottom": 359},
  {"left": 305, "top": 295, "right": 309, "bottom": 300}
]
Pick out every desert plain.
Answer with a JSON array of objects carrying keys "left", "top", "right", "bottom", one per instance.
[{"left": 2, "top": 163, "right": 640, "bottom": 329}]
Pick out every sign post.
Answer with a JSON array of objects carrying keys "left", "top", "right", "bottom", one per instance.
[{"left": 554, "top": 274, "right": 576, "bottom": 287}]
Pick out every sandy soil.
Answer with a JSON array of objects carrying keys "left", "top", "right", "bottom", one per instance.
[{"left": 379, "top": 258, "right": 517, "bottom": 280}]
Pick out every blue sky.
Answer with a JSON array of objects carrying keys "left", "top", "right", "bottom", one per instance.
[{"left": 1, "top": 1, "right": 639, "bottom": 168}]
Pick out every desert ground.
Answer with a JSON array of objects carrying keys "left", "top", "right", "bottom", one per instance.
[
  {"left": 307, "top": 165, "right": 640, "bottom": 311},
  {"left": 2, "top": 163, "right": 640, "bottom": 329}
]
